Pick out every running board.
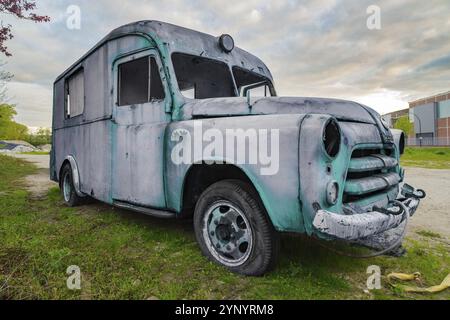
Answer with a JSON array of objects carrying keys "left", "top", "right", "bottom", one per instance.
[{"left": 113, "top": 200, "right": 176, "bottom": 219}]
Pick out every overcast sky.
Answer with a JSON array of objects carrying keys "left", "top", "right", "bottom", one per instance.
[{"left": 1, "top": 0, "right": 450, "bottom": 128}]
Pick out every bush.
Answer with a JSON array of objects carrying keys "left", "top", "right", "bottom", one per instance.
[{"left": 25, "top": 128, "right": 51, "bottom": 146}]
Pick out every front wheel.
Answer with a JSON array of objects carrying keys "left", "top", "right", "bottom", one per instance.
[{"left": 193, "top": 180, "right": 279, "bottom": 276}]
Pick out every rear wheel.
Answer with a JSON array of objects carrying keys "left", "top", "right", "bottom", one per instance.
[
  {"left": 194, "top": 180, "right": 279, "bottom": 276},
  {"left": 60, "top": 164, "right": 83, "bottom": 207}
]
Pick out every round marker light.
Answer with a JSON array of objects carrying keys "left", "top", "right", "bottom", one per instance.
[
  {"left": 326, "top": 181, "right": 339, "bottom": 206},
  {"left": 219, "top": 34, "right": 235, "bottom": 53}
]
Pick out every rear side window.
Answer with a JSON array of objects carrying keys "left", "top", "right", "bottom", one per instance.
[
  {"left": 66, "top": 69, "right": 84, "bottom": 118},
  {"left": 118, "top": 56, "right": 165, "bottom": 106}
]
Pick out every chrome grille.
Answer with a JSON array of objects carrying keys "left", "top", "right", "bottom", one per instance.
[{"left": 344, "top": 148, "right": 400, "bottom": 204}]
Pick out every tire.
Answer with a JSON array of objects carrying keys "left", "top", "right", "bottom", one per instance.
[
  {"left": 194, "top": 180, "right": 279, "bottom": 276},
  {"left": 60, "top": 164, "right": 83, "bottom": 207}
]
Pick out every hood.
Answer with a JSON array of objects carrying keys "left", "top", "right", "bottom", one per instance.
[
  {"left": 183, "top": 96, "right": 378, "bottom": 124},
  {"left": 180, "top": 96, "right": 394, "bottom": 143}
]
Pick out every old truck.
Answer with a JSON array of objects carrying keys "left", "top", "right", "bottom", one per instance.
[{"left": 51, "top": 21, "right": 425, "bottom": 276}]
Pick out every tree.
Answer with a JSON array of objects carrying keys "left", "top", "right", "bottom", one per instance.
[
  {"left": 394, "top": 116, "right": 414, "bottom": 138},
  {"left": 0, "top": 103, "right": 28, "bottom": 140},
  {"left": 26, "top": 127, "right": 51, "bottom": 146},
  {"left": 0, "top": 61, "right": 13, "bottom": 102},
  {"left": 0, "top": 0, "right": 50, "bottom": 57}
]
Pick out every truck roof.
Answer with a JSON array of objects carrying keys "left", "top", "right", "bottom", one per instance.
[{"left": 55, "top": 20, "right": 273, "bottom": 83}]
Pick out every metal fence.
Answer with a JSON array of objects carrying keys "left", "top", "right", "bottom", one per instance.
[{"left": 406, "top": 137, "right": 450, "bottom": 147}]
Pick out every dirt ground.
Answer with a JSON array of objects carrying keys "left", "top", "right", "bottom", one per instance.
[
  {"left": 404, "top": 167, "right": 450, "bottom": 239},
  {"left": 11, "top": 154, "right": 57, "bottom": 199},
  {"left": 12, "top": 154, "right": 450, "bottom": 240}
]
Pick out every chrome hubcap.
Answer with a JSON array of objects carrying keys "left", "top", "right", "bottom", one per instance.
[
  {"left": 202, "top": 201, "right": 253, "bottom": 267},
  {"left": 63, "top": 173, "right": 71, "bottom": 202}
]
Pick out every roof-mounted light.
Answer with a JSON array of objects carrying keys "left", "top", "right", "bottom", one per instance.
[{"left": 219, "top": 34, "right": 234, "bottom": 53}]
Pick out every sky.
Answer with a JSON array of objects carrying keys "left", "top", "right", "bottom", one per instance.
[{"left": 1, "top": 0, "right": 450, "bottom": 129}]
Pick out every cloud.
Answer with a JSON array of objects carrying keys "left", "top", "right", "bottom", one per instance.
[
  {"left": 418, "top": 54, "right": 450, "bottom": 71},
  {"left": 1, "top": 0, "right": 449, "bottom": 127},
  {"left": 7, "top": 81, "right": 53, "bottom": 128}
]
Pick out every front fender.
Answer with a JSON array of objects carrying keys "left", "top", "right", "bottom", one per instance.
[
  {"left": 164, "top": 114, "right": 307, "bottom": 233},
  {"left": 298, "top": 114, "right": 389, "bottom": 236}
]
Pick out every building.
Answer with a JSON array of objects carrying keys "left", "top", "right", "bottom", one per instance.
[
  {"left": 382, "top": 108, "right": 409, "bottom": 128},
  {"left": 409, "top": 91, "right": 450, "bottom": 145}
]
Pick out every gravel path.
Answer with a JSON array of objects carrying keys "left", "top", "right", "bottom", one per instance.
[
  {"left": 12, "top": 154, "right": 450, "bottom": 239},
  {"left": 403, "top": 167, "right": 450, "bottom": 239},
  {"left": 12, "top": 154, "right": 57, "bottom": 199},
  {"left": 12, "top": 154, "right": 50, "bottom": 169}
]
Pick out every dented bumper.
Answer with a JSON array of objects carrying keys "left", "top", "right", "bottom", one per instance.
[{"left": 312, "top": 184, "right": 425, "bottom": 241}]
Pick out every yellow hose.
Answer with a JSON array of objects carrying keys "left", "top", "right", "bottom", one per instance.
[{"left": 387, "top": 272, "right": 450, "bottom": 293}]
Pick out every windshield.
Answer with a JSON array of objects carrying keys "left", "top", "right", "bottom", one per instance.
[
  {"left": 171, "top": 53, "right": 274, "bottom": 99},
  {"left": 232, "top": 66, "right": 273, "bottom": 98},
  {"left": 172, "top": 53, "right": 235, "bottom": 99}
]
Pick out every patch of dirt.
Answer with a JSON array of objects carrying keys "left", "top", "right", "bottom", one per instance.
[
  {"left": 404, "top": 167, "right": 450, "bottom": 241},
  {"left": 24, "top": 168, "right": 57, "bottom": 199},
  {"left": 10, "top": 154, "right": 56, "bottom": 199}
]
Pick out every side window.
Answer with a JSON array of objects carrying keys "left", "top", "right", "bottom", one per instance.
[
  {"left": 118, "top": 56, "right": 165, "bottom": 106},
  {"left": 66, "top": 69, "right": 84, "bottom": 118}
]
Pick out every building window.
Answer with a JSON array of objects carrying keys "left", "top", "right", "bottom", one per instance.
[
  {"left": 66, "top": 69, "right": 84, "bottom": 118},
  {"left": 438, "top": 100, "right": 450, "bottom": 119},
  {"left": 118, "top": 56, "right": 165, "bottom": 106}
]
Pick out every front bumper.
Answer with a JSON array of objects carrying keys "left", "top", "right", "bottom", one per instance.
[{"left": 312, "top": 183, "right": 425, "bottom": 241}]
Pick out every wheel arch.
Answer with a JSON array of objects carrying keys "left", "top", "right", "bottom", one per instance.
[
  {"left": 179, "top": 163, "right": 275, "bottom": 226},
  {"left": 59, "top": 155, "right": 85, "bottom": 197}
]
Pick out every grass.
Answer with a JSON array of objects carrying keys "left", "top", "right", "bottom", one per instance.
[
  {"left": 0, "top": 154, "right": 448, "bottom": 300},
  {"left": 20, "top": 151, "right": 50, "bottom": 156},
  {"left": 401, "top": 147, "right": 450, "bottom": 169},
  {"left": 416, "top": 230, "right": 442, "bottom": 239}
]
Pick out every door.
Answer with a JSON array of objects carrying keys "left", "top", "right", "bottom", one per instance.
[{"left": 112, "top": 49, "right": 171, "bottom": 208}]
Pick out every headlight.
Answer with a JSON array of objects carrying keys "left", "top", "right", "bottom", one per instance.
[
  {"left": 390, "top": 129, "right": 405, "bottom": 155},
  {"left": 323, "top": 118, "right": 341, "bottom": 158}
]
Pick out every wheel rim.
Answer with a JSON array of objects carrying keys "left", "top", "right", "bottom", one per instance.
[
  {"left": 63, "top": 173, "right": 72, "bottom": 202},
  {"left": 202, "top": 201, "right": 253, "bottom": 267}
]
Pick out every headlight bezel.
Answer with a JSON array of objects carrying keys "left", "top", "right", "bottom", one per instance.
[{"left": 322, "top": 118, "right": 342, "bottom": 159}]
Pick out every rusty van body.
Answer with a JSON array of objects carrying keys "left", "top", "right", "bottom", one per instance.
[{"left": 51, "top": 21, "right": 425, "bottom": 275}]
